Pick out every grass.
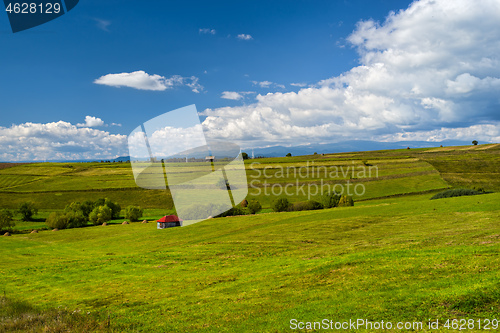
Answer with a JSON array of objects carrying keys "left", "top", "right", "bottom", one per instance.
[
  {"left": 0, "top": 143, "right": 498, "bottom": 332},
  {"left": 1, "top": 144, "right": 497, "bottom": 211},
  {"left": 0, "top": 192, "right": 499, "bottom": 332},
  {"left": 0, "top": 295, "right": 108, "bottom": 332}
]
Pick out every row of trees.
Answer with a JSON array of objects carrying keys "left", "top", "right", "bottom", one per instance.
[
  {"left": 46, "top": 198, "right": 143, "bottom": 230},
  {"left": 272, "top": 192, "right": 354, "bottom": 213},
  {"left": 0, "top": 201, "right": 39, "bottom": 232}
]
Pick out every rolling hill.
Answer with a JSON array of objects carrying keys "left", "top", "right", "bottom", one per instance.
[{"left": 0, "top": 143, "right": 499, "bottom": 332}]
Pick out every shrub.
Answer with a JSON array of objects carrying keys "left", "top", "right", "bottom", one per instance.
[
  {"left": 46, "top": 211, "right": 87, "bottom": 229},
  {"left": 0, "top": 209, "right": 15, "bottom": 232},
  {"left": 80, "top": 200, "right": 95, "bottom": 218},
  {"left": 94, "top": 198, "right": 106, "bottom": 207},
  {"left": 338, "top": 196, "right": 354, "bottom": 207},
  {"left": 104, "top": 198, "right": 121, "bottom": 219},
  {"left": 18, "top": 201, "right": 38, "bottom": 221},
  {"left": 247, "top": 200, "right": 262, "bottom": 214},
  {"left": 321, "top": 192, "right": 341, "bottom": 208},
  {"left": 272, "top": 197, "right": 291, "bottom": 212},
  {"left": 430, "top": 188, "right": 485, "bottom": 200},
  {"left": 125, "top": 206, "right": 143, "bottom": 222},
  {"left": 288, "top": 200, "right": 323, "bottom": 212},
  {"left": 45, "top": 212, "right": 69, "bottom": 229},
  {"left": 66, "top": 211, "right": 87, "bottom": 228},
  {"left": 286, "top": 153, "right": 292, "bottom": 157},
  {"left": 472, "top": 140, "right": 478, "bottom": 146},
  {"left": 89, "top": 206, "right": 112, "bottom": 225},
  {"left": 64, "top": 201, "right": 82, "bottom": 214},
  {"left": 216, "top": 206, "right": 245, "bottom": 217},
  {"left": 240, "top": 199, "right": 248, "bottom": 208},
  {"left": 93, "top": 198, "right": 121, "bottom": 219},
  {"left": 64, "top": 201, "right": 96, "bottom": 220}
]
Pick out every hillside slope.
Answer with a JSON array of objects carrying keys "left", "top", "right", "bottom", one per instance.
[{"left": 1, "top": 192, "right": 499, "bottom": 332}]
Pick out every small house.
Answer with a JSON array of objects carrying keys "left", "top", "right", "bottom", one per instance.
[{"left": 157, "top": 215, "right": 183, "bottom": 229}]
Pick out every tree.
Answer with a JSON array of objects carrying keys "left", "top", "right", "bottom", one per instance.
[
  {"left": 66, "top": 211, "right": 87, "bottom": 228},
  {"left": 321, "top": 192, "right": 341, "bottom": 208},
  {"left": 338, "top": 196, "right": 354, "bottom": 207},
  {"left": 89, "top": 206, "right": 112, "bottom": 225},
  {"left": 288, "top": 200, "right": 323, "bottom": 211},
  {"left": 241, "top": 152, "right": 249, "bottom": 160},
  {"left": 0, "top": 209, "right": 15, "bottom": 232},
  {"left": 104, "top": 198, "right": 121, "bottom": 219},
  {"left": 286, "top": 153, "right": 292, "bottom": 157},
  {"left": 80, "top": 200, "right": 95, "bottom": 218},
  {"left": 125, "top": 206, "right": 144, "bottom": 222},
  {"left": 272, "top": 197, "right": 290, "bottom": 212},
  {"left": 18, "top": 201, "right": 38, "bottom": 221},
  {"left": 46, "top": 212, "right": 69, "bottom": 229},
  {"left": 247, "top": 200, "right": 262, "bottom": 214},
  {"left": 472, "top": 140, "right": 478, "bottom": 146},
  {"left": 64, "top": 200, "right": 95, "bottom": 220}
]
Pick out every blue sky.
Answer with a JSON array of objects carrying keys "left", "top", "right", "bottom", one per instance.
[{"left": 1, "top": 0, "right": 499, "bottom": 161}]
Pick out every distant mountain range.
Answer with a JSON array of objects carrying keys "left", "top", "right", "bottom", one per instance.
[
  {"left": 244, "top": 140, "right": 475, "bottom": 157},
  {"left": 0, "top": 140, "right": 484, "bottom": 163}
]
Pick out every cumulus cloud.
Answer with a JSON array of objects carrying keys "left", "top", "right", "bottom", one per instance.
[
  {"left": 199, "top": 28, "right": 216, "bottom": 35},
  {"left": 129, "top": 125, "right": 206, "bottom": 159},
  {"left": 237, "top": 34, "right": 253, "bottom": 40},
  {"left": 221, "top": 91, "right": 244, "bottom": 100},
  {"left": 77, "top": 116, "right": 105, "bottom": 127},
  {"left": 377, "top": 124, "right": 500, "bottom": 143},
  {"left": 221, "top": 91, "right": 255, "bottom": 100},
  {"left": 94, "top": 71, "right": 203, "bottom": 93},
  {"left": 202, "top": 0, "right": 500, "bottom": 146},
  {"left": 0, "top": 121, "right": 127, "bottom": 162},
  {"left": 251, "top": 81, "right": 285, "bottom": 89}
]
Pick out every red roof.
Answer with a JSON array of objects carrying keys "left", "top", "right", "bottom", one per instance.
[{"left": 157, "top": 215, "right": 182, "bottom": 222}]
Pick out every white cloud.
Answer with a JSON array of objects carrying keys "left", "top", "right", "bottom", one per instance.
[
  {"left": 221, "top": 91, "right": 255, "bottom": 100},
  {"left": 77, "top": 116, "right": 105, "bottom": 128},
  {"left": 237, "top": 34, "right": 253, "bottom": 40},
  {"left": 94, "top": 71, "right": 203, "bottom": 93},
  {"left": 251, "top": 80, "right": 285, "bottom": 89},
  {"left": 0, "top": 121, "right": 127, "bottom": 161},
  {"left": 251, "top": 80, "right": 272, "bottom": 88},
  {"left": 93, "top": 18, "right": 111, "bottom": 32},
  {"left": 377, "top": 123, "right": 500, "bottom": 143},
  {"left": 202, "top": 0, "right": 500, "bottom": 146},
  {"left": 290, "top": 83, "right": 307, "bottom": 87},
  {"left": 135, "top": 125, "right": 206, "bottom": 158},
  {"left": 221, "top": 91, "right": 244, "bottom": 100},
  {"left": 199, "top": 28, "right": 216, "bottom": 35},
  {"left": 185, "top": 76, "right": 203, "bottom": 93}
]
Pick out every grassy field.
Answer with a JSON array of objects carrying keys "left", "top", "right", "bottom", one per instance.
[
  {"left": 0, "top": 143, "right": 499, "bottom": 332},
  {"left": 1, "top": 143, "right": 497, "bottom": 212},
  {"left": 1, "top": 192, "right": 499, "bottom": 332}
]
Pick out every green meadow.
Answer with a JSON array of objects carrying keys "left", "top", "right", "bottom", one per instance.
[{"left": 0, "top": 144, "right": 499, "bottom": 332}]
